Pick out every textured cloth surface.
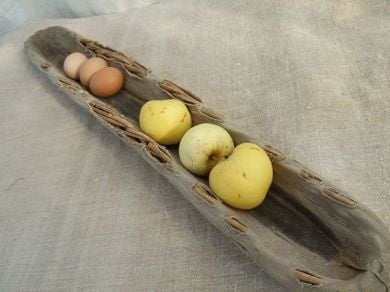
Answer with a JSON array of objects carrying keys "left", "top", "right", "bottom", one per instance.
[
  {"left": 0, "top": 0, "right": 155, "bottom": 36},
  {"left": 0, "top": 1, "right": 389, "bottom": 291}
]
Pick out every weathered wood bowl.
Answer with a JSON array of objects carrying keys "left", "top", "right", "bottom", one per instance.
[{"left": 24, "top": 26, "right": 390, "bottom": 291}]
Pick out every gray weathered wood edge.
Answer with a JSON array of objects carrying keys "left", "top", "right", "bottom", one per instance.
[{"left": 24, "top": 26, "right": 390, "bottom": 291}]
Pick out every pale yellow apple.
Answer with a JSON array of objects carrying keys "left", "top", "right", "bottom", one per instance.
[
  {"left": 139, "top": 99, "right": 192, "bottom": 145},
  {"left": 179, "top": 123, "right": 234, "bottom": 176},
  {"left": 209, "top": 143, "right": 273, "bottom": 210}
]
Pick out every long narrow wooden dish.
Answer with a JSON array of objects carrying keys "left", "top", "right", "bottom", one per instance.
[{"left": 24, "top": 26, "right": 390, "bottom": 291}]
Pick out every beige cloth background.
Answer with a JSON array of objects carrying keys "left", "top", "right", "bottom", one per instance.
[{"left": 0, "top": 1, "right": 389, "bottom": 291}]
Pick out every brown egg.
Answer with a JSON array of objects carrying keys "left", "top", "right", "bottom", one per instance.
[
  {"left": 63, "top": 52, "right": 87, "bottom": 80},
  {"left": 89, "top": 67, "right": 124, "bottom": 98},
  {"left": 79, "top": 57, "right": 108, "bottom": 87}
]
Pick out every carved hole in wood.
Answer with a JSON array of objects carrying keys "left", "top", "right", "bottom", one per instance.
[
  {"left": 89, "top": 101, "right": 133, "bottom": 130},
  {"left": 145, "top": 142, "right": 174, "bottom": 164},
  {"left": 157, "top": 80, "right": 201, "bottom": 105},
  {"left": 40, "top": 63, "right": 50, "bottom": 71},
  {"left": 192, "top": 183, "right": 218, "bottom": 205},
  {"left": 263, "top": 145, "right": 286, "bottom": 161},
  {"left": 292, "top": 269, "right": 322, "bottom": 286},
  {"left": 321, "top": 188, "right": 358, "bottom": 208},
  {"left": 299, "top": 170, "right": 323, "bottom": 185},
  {"left": 199, "top": 106, "right": 225, "bottom": 121},
  {"left": 124, "top": 128, "right": 152, "bottom": 144},
  {"left": 80, "top": 38, "right": 148, "bottom": 78},
  {"left": 58, "top": 78, "right": 78, "bottom": 91},
  {"left": 225, "top": 216, "right": 248, "bottom": 233}
]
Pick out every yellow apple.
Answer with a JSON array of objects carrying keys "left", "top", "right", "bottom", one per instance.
[
  {"left": 209, "top": 143, "right": 273, "bottom": 210},
  {"left": 179, "top": 123, "right": 234, "bottom": 176},
  {"left": 139, "top": 99, "right": 192, "bottom": 145},
  {"left": 179, "top": 123, "right": 234, "bottom": 175}
]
